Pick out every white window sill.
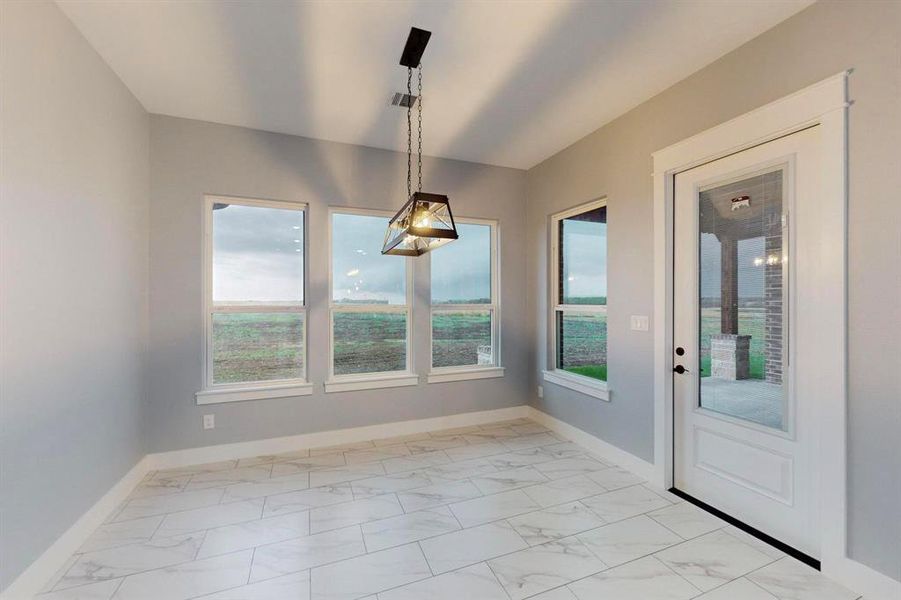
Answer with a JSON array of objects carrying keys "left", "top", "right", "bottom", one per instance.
[
  {"left": 427, "top": 367, "right": 505, "bottom": 384},
  {"left": 196, "top": 382, "right": 313, "bottom": 405},
  {"left": 324, "top": 373, "right": 419, "bottom": 393},
  {"left": 542, "top": 370, "right": 610, "bottom": 401}
]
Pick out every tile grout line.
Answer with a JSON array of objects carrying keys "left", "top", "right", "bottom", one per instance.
[
  {"left": 246, "top": 547, "right": 255, "bottom": 585},
  {"left": 483, "top": 559, "right": 515, "bottom": 600},
  {"left": 109, "top": 575, "right": 126, "bottom": 600},
  {"left": 735, "top": 576, "right": 781, "bottom": 599},
  {"left": 417, "top": 541, "right": 436, "bottom": 577}
]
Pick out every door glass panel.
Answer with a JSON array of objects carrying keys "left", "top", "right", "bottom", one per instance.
[{"left": 698, "top": 169, "right": 786, "bottom": 430}]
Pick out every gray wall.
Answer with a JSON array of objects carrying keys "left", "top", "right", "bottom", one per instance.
[
  {"left": 148, "top": 115, "right": 528, "bottom": 453},
  {"left": 525, "top": 0, "right": 900, "bottom": 581},
  {"left": 0, "top": 1, "right": 150, "bottom": 590}
]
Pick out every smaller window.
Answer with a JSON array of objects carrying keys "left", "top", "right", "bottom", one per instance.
[
  {"left": 552, "top": 201, "right": 607, "bottom": 382},
  {"left": 430, "top": 220, "right": 499, "bottom": 370},
  {"left": 203, "top": 196, "right": 307, "bottom": 391}
]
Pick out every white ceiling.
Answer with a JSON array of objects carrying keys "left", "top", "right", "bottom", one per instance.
[{"left": 58, "top": 0, "right": 812, "bottom": 169}]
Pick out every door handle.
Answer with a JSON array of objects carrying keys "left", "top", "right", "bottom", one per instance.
[{"left": 673, "top": 365, "right": 688, "bottom": 374}]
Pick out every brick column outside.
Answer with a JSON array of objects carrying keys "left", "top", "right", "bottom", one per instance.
[{"left": 711, "top": 334, "right": 751, "bottom": 380}]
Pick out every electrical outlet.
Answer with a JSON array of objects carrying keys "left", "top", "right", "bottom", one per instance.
[
  {"left": 203, "top": 414, "right": 215, "bottom": 430},
  {"left": 537, "top": 386, "right": 544, "bottom": 399},
  {"left": 630, "top": 315, "right": 650, "bottom": 331}
]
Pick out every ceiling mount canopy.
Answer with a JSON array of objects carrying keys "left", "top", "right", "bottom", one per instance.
[{"left": 382, "top": 27, "right": 458, "bottom": 257}]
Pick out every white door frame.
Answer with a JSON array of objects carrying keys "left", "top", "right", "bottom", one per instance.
[{"left": 652, "top": 73, "right": 848, "bottom": 569}]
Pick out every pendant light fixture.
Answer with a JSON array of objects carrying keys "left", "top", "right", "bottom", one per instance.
[{"left": 382, "top": 27, "right": 458, "bottom": 256}]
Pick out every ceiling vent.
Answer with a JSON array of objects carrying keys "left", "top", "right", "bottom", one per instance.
[{"left": 390, "top": 92, "right": 418, "bottom": 108}]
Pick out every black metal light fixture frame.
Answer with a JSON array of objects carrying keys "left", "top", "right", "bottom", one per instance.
[{"left": 382, "top": 27, "right": 458, "bottom": 257}]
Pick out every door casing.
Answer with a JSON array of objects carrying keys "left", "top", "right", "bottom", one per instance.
[{"left": 651, "top": 72, "right": 848, "bottom": 569}]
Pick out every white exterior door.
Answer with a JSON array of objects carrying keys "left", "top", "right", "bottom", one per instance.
[{"left": 673, "top": 126, "right": 826, "bottom": 558}]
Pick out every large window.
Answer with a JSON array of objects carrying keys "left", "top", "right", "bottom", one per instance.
[
  {"left": 551, "top": 200, "right": 607, "bottom": 389},
  {"left": 199, "top": 196, "right": 309, "bottom": 404},
  {"left": 429, "top": 220, "right": 500, "bottom": 378},
  {"left": 329, "top": 210, "right": 413, "bottom": 388}
]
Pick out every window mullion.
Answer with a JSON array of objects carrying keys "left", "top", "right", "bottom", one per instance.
[
  {"left": 431, "top": 304, "right": 492, "bottom": 312},
  {"left": 213, "top": 304, "right": 305, "bottom": 314},
  {"left": 556, "top": 304, "right": 607, "bottom": 314},
  {"left": 331, "top": 304, "right": 408, "bottom": 314}
]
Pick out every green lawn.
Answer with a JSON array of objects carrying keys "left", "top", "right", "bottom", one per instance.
[
  {"left": 699, "top": 354, "right": 764, "bottom": 379},
  {"left": 558, "top": 312, "right": 607, "bottom": 382},
  {"left": 564, "top": 364, "right": 607, "bottom": 381}
]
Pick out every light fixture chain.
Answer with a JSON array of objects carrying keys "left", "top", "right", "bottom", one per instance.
[
  {"left": 417, "top": 64, "right": 423, "bottom": 193},
  {"left": 407, "top": 66, "right": 412, "bottom": 199}
]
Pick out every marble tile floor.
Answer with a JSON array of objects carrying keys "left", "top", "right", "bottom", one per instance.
[{"left": 36, "top": 418, "right": 861, "bottom": 600}]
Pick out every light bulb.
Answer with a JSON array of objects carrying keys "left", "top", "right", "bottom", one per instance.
[{"left": 413, "top": 207, "right": 433, "bottom": 229}]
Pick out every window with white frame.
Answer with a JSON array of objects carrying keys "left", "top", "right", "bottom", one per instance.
[
  {"left": 552, "top": 200, "right": 607, "bottom": 383},
  {"left": 202, "top": 196, "right": 307, "bottom": 397},
  {"left": 329, "top": 210, "right": 412, "bottom": 381},
  {"left": 430, "top": 220, "right": 499, "bottom": 373}
]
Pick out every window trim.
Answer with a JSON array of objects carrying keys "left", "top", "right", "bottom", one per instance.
[
  {"left": 197, "top": 195, "right": 310, "bottom": 405},
  {"left": 427, "top": 217, "right": 502, "bottom": 381},
  {"left": 326, "top": 207, "right": 415, "bottom": 392},
  {"left": 547, "top": 198, "right": 609, "bottom": 399}
]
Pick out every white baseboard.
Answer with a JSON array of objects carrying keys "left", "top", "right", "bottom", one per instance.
[
  {"left": 824, "top": 557, "right": 901, "bottom": 600},
  {"left": 148, "top": 405, "right": 530, "bottom": 470},
  {"left": 527, "top": 406, "right": 656, "bottom": 482},
  {"left": 1, "top": 456, "right": 152, "bottom": 600}
]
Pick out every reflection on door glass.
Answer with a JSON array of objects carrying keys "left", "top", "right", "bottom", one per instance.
[{"left": 698, "top": 169, "right": 786, "bottom": 430}]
